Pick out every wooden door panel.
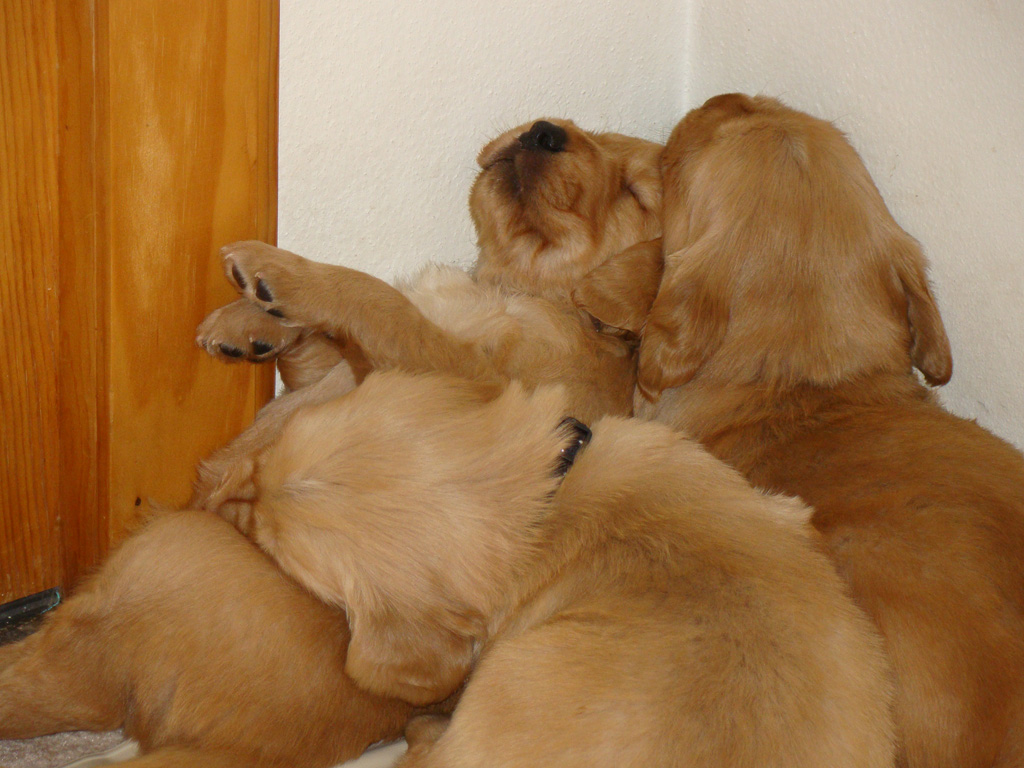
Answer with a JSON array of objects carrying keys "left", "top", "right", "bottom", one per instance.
[
  {"left": 0, "top": 0, "right": 277, "bottom": 604},
  {"left": 105, "top": 0, "right": 278, "bottom": 541},
  {"left": 0, "top": 0, "right": 63, "bottom": 601},
  {"left": 56, "top": 0, "right": 108, "bottom": 589}
]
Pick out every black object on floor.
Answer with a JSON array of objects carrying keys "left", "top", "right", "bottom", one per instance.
[{"left": 0, "top": 588, "right": 61, "bottom": 645}]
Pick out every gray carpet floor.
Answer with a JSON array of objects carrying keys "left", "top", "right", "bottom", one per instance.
[{"left": 0, "top": 731, "right": 128, "bottom": 768}]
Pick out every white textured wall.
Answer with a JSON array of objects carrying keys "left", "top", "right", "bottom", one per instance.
[
  {"left": 278, "top": 0, "right": 685, "bottom": 279},
  {"left": 682, "top": 0, "right": 1024, "bottom": 448},
  {"left": 280, "top": 0, "right": 1024, "bottom": 449}
]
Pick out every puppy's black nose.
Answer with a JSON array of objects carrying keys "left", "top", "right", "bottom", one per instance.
[{"left": 519, "top": 121, "right": 567, "bottom": 153}]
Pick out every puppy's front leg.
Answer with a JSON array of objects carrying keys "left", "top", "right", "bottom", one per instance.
[
  {"left": 221, "top": 241, "right": 498, "bottom": 383},
  {"left": 196, "top": 298, "right": 349, "bottom": 391},
  {"left": 196, "top": 298, "right": 302, "bottom": 363}
]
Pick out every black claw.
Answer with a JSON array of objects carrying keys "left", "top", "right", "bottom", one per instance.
[
  {"left": 255, "top": 279, "right": 274, "bottom": 302},
  {"left": 554, "top": 417, "right": 592, "bottom": 477},
  {"left": 231, "top": 263, "right": 247, "bottom": 290},
  {"left": 266, "top": 308, "right": 285, "bottom": 319},
  {"left": 219, "top": 343, "right": 245, "bottom": 358},
  {"left": 251, "top": 340, "right": 275, "bottom": 356}
]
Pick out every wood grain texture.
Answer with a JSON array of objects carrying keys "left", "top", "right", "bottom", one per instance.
[
  {"left": 55, "top": 0, "right": 107, "bottom": 590},
  {"left": 104, "top": 0, "right": 278, "bottom": 542},
  {"left": 0, "top": 0, "right": 277, "bottom": 602},
  {"left": 0, "top": 0, "right": 64, "bottom": 602}
]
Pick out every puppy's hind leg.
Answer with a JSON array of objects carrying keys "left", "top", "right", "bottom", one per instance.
[
  {"left": 0, "top": 606, "right": 122, "bottom": 739},
  {"left": 0, "top": 637, "right": 26, "bottom": 673}
]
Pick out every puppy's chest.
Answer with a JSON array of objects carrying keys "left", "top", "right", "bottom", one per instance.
[{"left": 398, "top": 264, "right": 579, "bottom": 357}]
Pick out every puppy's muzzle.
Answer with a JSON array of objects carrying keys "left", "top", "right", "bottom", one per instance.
[
  {"left": 519, "top": 121, "right": 567, "bottom": 153},
  {"left": 554, "top": 417, "right": 591, "bottom": 477}
]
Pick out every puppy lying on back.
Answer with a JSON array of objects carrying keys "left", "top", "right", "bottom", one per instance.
[
  {"left": 636, "top": 93, "right": 1024, "bottom": 768},
  {"left": 225, "top": 370, "right": 896, "bottom": 768},
  {"left": 0, "top": 119, "right": 662, "bottom": 768},
  {"left": 192, "top": 119, "right": 664, "bottom": 513}
]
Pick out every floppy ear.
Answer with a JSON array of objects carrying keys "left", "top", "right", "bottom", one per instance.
[
  {"left": 345, "top": 601, "right": 480, "bottom": 706},
  {"left": 637, "top": 244, "right": 730, "bottom": 400},
  {"left": 890, "top": 234, "right": 952, "bottom": 386},
  {"left": 602, "top": 133, "right": 663, "bottom": 215},
  {"left": 573, "top": 239, "right": 663, "bottom": 335},
  {"left": 623, "top": 155, "right": 663, "bottom": 215}
]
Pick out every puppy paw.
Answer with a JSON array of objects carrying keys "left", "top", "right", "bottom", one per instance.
[
  {"left": 196, "top": 299, "right": 302, "bottom": 362},
  {"left": 221, "top": 240, "right": 317, "bottom": 325}
]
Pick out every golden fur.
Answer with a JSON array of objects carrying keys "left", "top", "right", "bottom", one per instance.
[
  {"left": 0, "top": 511, "right": 420, "bottom": 767},
  {"left": 231, "top": 370, "right": 895, "bottom": 768},
  {"left": 191, "top": 118, "right": 664, "bottom": 513},
  {"left": 637, "top": 93, "right": 1024, "bottom": 768},
  {"left": 0, "top": 120, "right": 662, "bottom": 768}
]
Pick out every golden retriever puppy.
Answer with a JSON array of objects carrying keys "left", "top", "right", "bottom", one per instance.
[
  {"left": 196, "top": 120, "right": 663, "bottom": 404},
  {"left": 0, "top": 511, "right": 419, "bottom": 768},
  {"left": 0, "top": 120, "right": 661, "bottom": 768},
  {"left": 228, "top": 369, "right": 896, "bottom": 768},
  {"left": 192, "top": 119, "right": 662, "bottom": 515},
  {"left": 636, "top": 92, "right": 1024, "bottom": 768},
  {"left": 191, "top": 119, "right": 663, "bottom": 514},
  {"left": 191, "top": 118, "right": 662, "bottom": 508}
]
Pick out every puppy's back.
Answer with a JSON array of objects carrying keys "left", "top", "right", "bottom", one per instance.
[
  {"left": 740, "top": 383, "right": 1024, "bottom": 767},
  {"left": 439, "top": 419, "right": 896, "bottom": 767}
]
